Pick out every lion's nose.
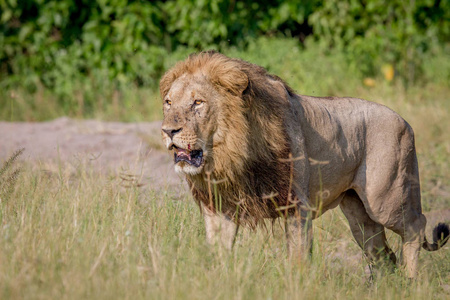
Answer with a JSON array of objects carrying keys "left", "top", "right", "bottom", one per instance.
[{"left": 162, "top": 127, "right": 183, "bottom": 139}]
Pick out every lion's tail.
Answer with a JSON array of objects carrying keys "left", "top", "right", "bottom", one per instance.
[{"left": 422, "top": 223, "right": 450, "bottom": 251}]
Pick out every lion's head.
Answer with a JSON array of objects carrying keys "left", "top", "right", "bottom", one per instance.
[
  {"left": 160, "top": 51, "right": 294, "bottom": 223},
  {"left": 160, "top": 51, "right": 251, "bottom": 177}
]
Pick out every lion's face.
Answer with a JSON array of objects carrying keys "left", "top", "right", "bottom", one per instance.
[{"left": 161, "top": 73, "right": 221, "bottom": 175}]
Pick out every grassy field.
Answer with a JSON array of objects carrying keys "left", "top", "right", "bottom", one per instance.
[
  {"left": 0, "top": 162, "right": 448, "bottom": 300},
  {"left": 0, "top": 39, "right": 449, "bottom": 299}
]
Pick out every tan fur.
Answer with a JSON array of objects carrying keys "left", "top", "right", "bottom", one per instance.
[{"left": 160, "top": 51, "right": 449, "bottom": 278}]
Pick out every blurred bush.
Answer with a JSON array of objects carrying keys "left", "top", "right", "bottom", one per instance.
[
  {"left": 0, "top": 0, "right": 449, "bottom": 100},
  {"left": 308, "top": 0, "right": 450, "bottom": 87}
]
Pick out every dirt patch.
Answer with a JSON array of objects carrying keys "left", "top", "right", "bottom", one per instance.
[{"left": 0, "top": 117, "right": 187, "bottom": 195}]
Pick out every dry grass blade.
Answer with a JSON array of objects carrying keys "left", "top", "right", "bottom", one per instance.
[
  {"left": 0, "top": 148, "right": 24, "bottom": 202},
  {"left": 119, "top": 172, "right": 144, "bottom": 188},
  {"left": 88, "top": 243, "right": 108, "bottom": 278},
  {"left": 0, "top": 148, "right": 24, "bottom": 178}
]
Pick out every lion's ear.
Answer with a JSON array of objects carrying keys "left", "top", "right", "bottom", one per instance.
[{"left": 214, "top": 67, "right": 248, "bottom": 97}]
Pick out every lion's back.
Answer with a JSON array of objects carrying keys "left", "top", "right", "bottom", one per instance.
[{"left": 298, "top": 95, "right": 413, "bottom": 144}]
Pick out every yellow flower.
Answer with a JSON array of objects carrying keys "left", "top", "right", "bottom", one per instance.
[
  {"left": 363, "top": 78, "right": 376, "bottom": 87},
  {"left": 382, "top": 64, "right": 394, "bottom": 81}
]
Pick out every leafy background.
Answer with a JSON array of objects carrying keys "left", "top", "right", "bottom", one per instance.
[{"left": 1, "top": 0, "right": 449, "bottom": 120}]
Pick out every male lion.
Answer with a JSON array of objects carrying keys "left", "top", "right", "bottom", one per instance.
[{"left": 160, "top": 51, "right": 449, "bottom": 278}]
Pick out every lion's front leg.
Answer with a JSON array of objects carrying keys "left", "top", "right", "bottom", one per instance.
[
  {"left": 201, "top": 204, "right": 239, "bottom": 250},
  {"left": 285, "top": 208, "right": 313, "bottom": 261},
  {"left": 285, "top": 128, "right": 312, "bottom": 261}
]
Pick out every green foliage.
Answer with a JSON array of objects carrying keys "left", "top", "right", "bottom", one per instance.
[
  {"left": 0, "top": 0, "right": 168, "bottom": 88},
  {"left": 161, "top": 0, "right": 316, "bottom": 49},
  {"left": 0, "top": 1, "right": 316, "bottom": 93},
  {"left": 0, "top": 0, "right": 449, "bottom": 117},
  {"left": 1, "top": 36, "right": 449, "bottom": 122},
  {"left": 308, "top": 0, "right": 450, "bottom": 86}
]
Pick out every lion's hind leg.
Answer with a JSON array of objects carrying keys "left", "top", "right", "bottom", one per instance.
[
  {"left": 339, "top": 190, "right": 397, "bottom": 274},
  {"left": 398, "top": 213, "right": 426, "bottom": 279}
]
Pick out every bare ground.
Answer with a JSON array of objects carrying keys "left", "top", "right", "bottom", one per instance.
[{"left": 0, "top": 117, "right": 187, "bottom": 196}]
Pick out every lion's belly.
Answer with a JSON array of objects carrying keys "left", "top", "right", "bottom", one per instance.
[
  {"left": 309, "top": 183, "right": 352, "bottom": 210},
  {"left": 307, "top": 163, "right": 357, "bottom": 213}
]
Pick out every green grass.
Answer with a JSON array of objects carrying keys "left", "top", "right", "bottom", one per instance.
[
  {"left": 0, "top": 86, "right": 162, "bottom": 122},
  {"left": 0, "top": 163, "right": 448, "bottom": 300}
]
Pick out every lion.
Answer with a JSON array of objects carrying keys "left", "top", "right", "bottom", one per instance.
[{"left": 159, "top": 51, "right": 449, "bottom": 278}]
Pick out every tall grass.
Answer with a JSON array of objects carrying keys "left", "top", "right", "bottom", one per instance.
[{"left": 0, "top": 163, "right": 448, "bottom": 300}]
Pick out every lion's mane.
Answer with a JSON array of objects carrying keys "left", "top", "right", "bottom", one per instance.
[{"left": 160, "top": 51, "right": 298, "bottom": 226}]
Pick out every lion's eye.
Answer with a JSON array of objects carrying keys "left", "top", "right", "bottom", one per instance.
[
  {"left": 165, "top": 99, "right": 172, "bottom": 106},
  {"left": 194, "top": 99, "right": 203, "bottom": 106}
]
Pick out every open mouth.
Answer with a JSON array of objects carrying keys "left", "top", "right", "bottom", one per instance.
[{"left": 173, "top": 146, "right": 203, "bottom": 167}]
